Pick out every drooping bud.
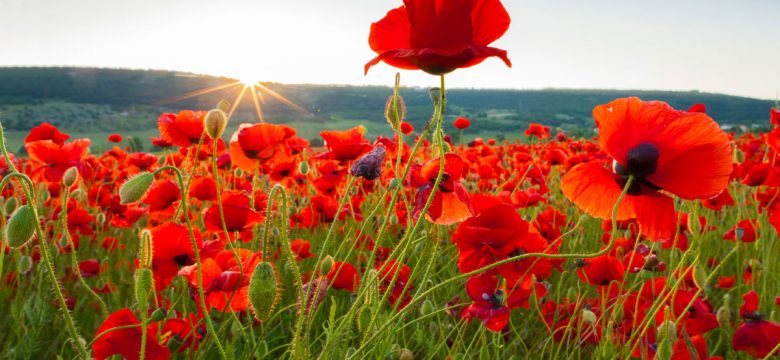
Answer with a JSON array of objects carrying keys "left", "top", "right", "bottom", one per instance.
[
  {"left": 385, "top": 95, "right": 406, "bottom": 132},
  {"left": 4, "top": 197, "right": 17, "bottom": 214},
  {"left": 248, "top": 262, "right": 281, "bottom": 321},
  {"left": 420, "top": 299, "right": 435, "bottom": 317},
  {"left": 692, "top": 264, "right": 707, "bottom": 289},
  {"left": 62, "top": 167, "right": 79, "bottom": 188},
  {"left": 349, "top": 146, "right": 386, "bottom": 181},
  {"left": 5, "top": 205, "right": 36, "bottom": 248},
  {"left": 204, "top": 109, "right": 228, "bottom": 140},
  {"left": 17, "top": 255, "right": 33, "bottom": 274},
  {"left": 119, "top": 172, "right": 154, "bottom": 204}
]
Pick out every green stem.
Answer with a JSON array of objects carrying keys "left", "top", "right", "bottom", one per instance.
[{"left": 154, "top": 166, "right": 229, "bottom": 360}]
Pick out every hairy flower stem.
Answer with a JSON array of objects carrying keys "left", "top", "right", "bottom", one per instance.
[
  {"left": 349, "top": 175, "right": 637, "bottom": 358},
  {"left": 153, "top": 165, "right": 229, "bottom": 360},
  {"left": 0, "top": 121, "right": 90, "bottom": 358}
]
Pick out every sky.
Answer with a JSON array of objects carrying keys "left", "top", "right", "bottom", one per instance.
[{"left": 1, "top": 0, "right": 778, "bottom": 99}]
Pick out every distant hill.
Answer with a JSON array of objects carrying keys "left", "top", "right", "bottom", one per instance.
[{"left": 0, "top": 67, "right": 774, "bottom": 145}]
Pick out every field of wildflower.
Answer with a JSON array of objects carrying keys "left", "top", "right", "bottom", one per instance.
[{"left": 1, "top": 0, "right": 779, "bottom": 359}]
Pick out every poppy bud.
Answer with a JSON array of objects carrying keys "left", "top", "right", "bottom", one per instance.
[
  {"left": 5, "top": 205, "right": 36, "bottom": 249},
  {"left": 234, "top": 168, "right": 243, "bottom": 178},
  {"left": 58, "top": 233, "right": 70, "bottom": 249},
  {"left": 248, "top": 262, "right": 280, "bottom": 321},
  {"left": 420, "top": 299, "right": 435, "bottom": 317},
  {"left": 319, "top": 255, "right": 335, "bottom": 275},
  {"left": 216, "top": 99, "right": 231, "bottom": 113},
  {"left": 581, "top": 309, "right": 597, "bottom": 324},
  {"left": 398, "top": 348, "right": 413, "bottom": 360},
  {"left": 96, "top": 212, "right": 105, "bottom": 225},
  {"left": 389, "top": 214, "right": 398, "bottom": 225},
  {"left": 204, "top": 109, "right": 228, "bottom": 140},
  {"left": 4, "top": 197, "right": 17, "bottom": 214},
  {"left": 655, "top": 339, "right": 673, "bottom": 360},
  {"left": 692, "top": 264, "right": 707, "bottom": 289},
  {"left": 566, "top": 288, "right": 577, "bottom": 301},
  {"left": 120, "top": 172, "right": 154, "bottom": 204},
  {"left": 149, "top": 308, "right": 167, "bottom": 322},
  {"left": 17, "top": 255, "right": 33, "bottom": 274},
  {"left": 717, "top": 306, "right": 731, "bottom": 326},
  {"left": 384, "top": 94, "right": 406, "bottom": 132},
  {"left": 70, "top": 188, "right": 84, "bottom": 199},
  {"left": 388, "top": 178, "right": 399, "bottom": 189},
  {"left": 134, "top": 268, "right": 154, "bottom": 312},
  {"left": 298, "top": 161, "right": 309, "bottom": 175},
  {"left": 138, "top": 229, "right": 153, "bottom": 270},
  {"left": 61, "top": 166, "right": 79, "bottom": 188},
  {"left": 656, "top": 320, "right": 677, "bottom": 342}
]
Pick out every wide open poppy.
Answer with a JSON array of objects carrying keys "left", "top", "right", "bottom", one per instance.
[
  {"left": 365, "top": 0, "right": 512, "bottom": 75},
  {"left": 157, "top": 110, "right": 207, "bottom": 147},
  {"left": 179, "top": 249, "right": 262, "bottom": 312},
  {"left": 461, "top": 274, "right": 510, "bottom": 332},
  {"left": 229, "top": 123, "right": 296, "bottom": 172},
  {"left": 413, "top": 153, "right": 473, "bottom": 225},
  {"left": 317, "top": 126, "right": 372, "bottom": 162},
  {"left": 562, "top": 98, "right": 732, "bottom": 241},
  {"left": 25, "top": 138, "right": 92, "bottom": 182},
  {"left": 732, "top": 290, "right": 780, "bottom": 358},
  {"left": 203, "top": 190, "right": 264, "bottom": 243}
]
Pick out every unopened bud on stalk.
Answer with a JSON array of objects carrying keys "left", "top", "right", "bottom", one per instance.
[
  {"left": 655, "top": 339, "right": 673, "bottom": 360},
  {"left": 384, "top": 95, "right": 406, "bottom": 132},
  {"left": 149, "top": 308, "right": 167, "bottom": 322},
  {"left": 248, "top": 262, "right": 281, "bottom": 321},
  {"left": 298, "top": 161, "right": 309, "bottom": 175},
  {"left": 5, "top": 205, "right": 36, "bottom": 249},
  {"left": 420, "top": 299, "right": 435, "bottom": 317},
  {"left": 319, "top": 255, "right": 335, "bottom": 275},
  {"left": 62, "top": 167, "right": 79, "bottom": 188},
  {"left": 656, "top": 320, "right": 677, "bottom": 342},
  {"left": 4, "top": 197, "right": 17, "bottom": 214},
  {"left": 17, "top": 255, "right": 33, "bottom": 274},
  {"left": 138, "top": 229, "right": 153, "bottom": 269},
  {"left": 204, "top": 109, "right": 228, "bottom": 140},
  {"left": 234, "top": 168, "right": 243, "bottom": 178},
  {"left": 134, "top": 268, "right": 154, "bottom": 312},
  {"left": 716, "top": 306, "right": 731, "bottom": 326},
  {"left": 120, "top": 172, "right": 154, "bottom": 204},
  {"left": 692, "top": 264, "right": 707, "bottom": 289},
  {"left": 581, "top": 309, "right": 597, "bottom": 324}
]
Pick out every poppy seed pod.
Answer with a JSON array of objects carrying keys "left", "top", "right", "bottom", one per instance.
[
  {"left": 62, "top": 166, "right": 79, "bottom": 187},
  {"left": 248, "top": 262, "right": 281, "bottom": 321},
  {"left": 5, "top": 205, "right": 36, "bottom": 249},
  {"left": 120, "top": 171, "right": 154, "bottom": 204},
  {"left": 349, "top": 146, "right": 386, "bottom": 181},
  {"left": 204, "top": 109, "right": 228, "bottom": 140}
]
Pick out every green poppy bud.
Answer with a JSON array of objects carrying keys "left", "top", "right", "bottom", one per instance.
[
  {"left": 5, "top": 205, "right": 36, "bottom": 249},
  {"left": 62, "top": 167, "right": 79, "bottom": 188},
  {"left": 248, "top": 262, "right": 280, "bottom": 321},
  {"left": 204, "top": 109, "right": 228, "bottom": 140},
  {"left": 17, "top": 255, "right": 33, "bottom": 274},
  {"left": 298, "top": 161, "right": 309, "bottom": 175},
  {"left": 120, "top": 172, "right": 154, "bottom": 204}
]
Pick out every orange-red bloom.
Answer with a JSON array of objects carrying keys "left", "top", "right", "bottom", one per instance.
[
  {"left": 157, "top": 110, "right": 206, "bottom": 147},
  {"left": 365, "top": 0, "right": 511, "bottom": 75},
  {"left": 93, "top": 308, "right": 170, "bottom": 360},
  {"left": 413, "top": 153, "right": 473, "bottom": 225},
  {"left": 562, "top": 97, "right": 732, "bottom": 241},
  {"left": 229, "top": 123, "right": 296, "bottom": 172},
  {"left": 453, "top": 117, "right": 471, "bottom": 130},
  {"left": 317, "top": 126, "right": 372, "bottom": 162}
]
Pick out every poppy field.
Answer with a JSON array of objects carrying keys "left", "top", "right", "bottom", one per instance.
[{"left": 2, "top": 0, "right": 780, "bottom": 359}]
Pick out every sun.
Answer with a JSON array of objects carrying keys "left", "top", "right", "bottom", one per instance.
[{"left": 238, "top": 74, "right": 261, "bottom": 87}]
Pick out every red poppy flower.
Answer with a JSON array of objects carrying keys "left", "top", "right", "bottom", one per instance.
[
  {"left": 25, "top": 138, "right": 92, "bottom": 182},
  {"left": 203, "top": 190, "right": 263, "bottom": 242},
  {"left": 724, "top": 219, "right": 758, "bottom": 243},
  {"left": 461, "top": 274, "right": 510, "bottom": 332},
  {"left": 400, "top": 121, "right": 414, "bottom": 135},
  {"left": 562, "top": 98, "right": 732, "bottom": 241},
  {"left": 326, "top": 261, "right": 360, "bottom": 292},
  {"left": 78, "top": 259, "right": 101, "bottom": 277},
  {"left": 771, "top": 107, "right": 780, "bottom": 126},
  {"left": 25, "top": 122, "right": 70, "bottom": 145},
  {"left": 189, "top": 176, "right": 217, "bottom": 202},
  {"left": 92, "top": 308, "right": 170, "bottom": 360},
  {"left": 453, "top": 117, "right": 471, "bottom": 130},
  {"left": 452, "top": 195, "right": 528, "bottom": 273},
  {"left": 317, "top": 126, "right": 372, "bottom": 162},
  {"left": 701, "top": 189, "right": 734, "bottom": 211},
  {"left": 143, "top": 179, "right": 181, "bottom": 213},
  {"left": 290, "top": 239, "right": 314, "bottom": 261},
  {"left": 688, "top": 103, "right": 707, "bottom": 113},
  {"left": 733, "top": 291, "right": 780, "bottom": 358},
  {"left": 376, "top": 260, "right": 413, "bottom": 308},
  {"left": 108, "top": 133, "right": 123, "bottom": 143},
  {"left": 525, "top": 123, "right": 551, "bottom": 139},
  {"left": 413, "top": 153, "right": 474, "bottom": 225},
  {"left": 150, "top": 223, "right": 204, "bottom": 290},
  {"left": 576, "top": 254, "right": 625, "bottom": 286},
  {"left": 229, "top": 123, "right": 296, "bottom": 172},
  {"left": 179, "top": 249, "right": 262, "bottom": 312},
  {"left": 157, "top": 110, "right": 206, "bottom": 147},
  {"left": 365, "top": 0, "right": 512, "bottom": 75}
]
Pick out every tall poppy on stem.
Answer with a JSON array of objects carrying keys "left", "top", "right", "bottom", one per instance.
[
  {"left": 365, "top": 0, "right": 512, "bottom": 75},
  {"left": 562, "top": 97, "right": 732, "bottom": 241}
]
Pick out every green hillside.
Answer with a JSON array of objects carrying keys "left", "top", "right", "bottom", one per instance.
[{"left": 0, "top": 67, "right": 774, "bottom": 150}]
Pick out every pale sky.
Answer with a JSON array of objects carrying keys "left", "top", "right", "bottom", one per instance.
[{"left": 1, "top": 0, "right": 778, "bottom": 99}]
